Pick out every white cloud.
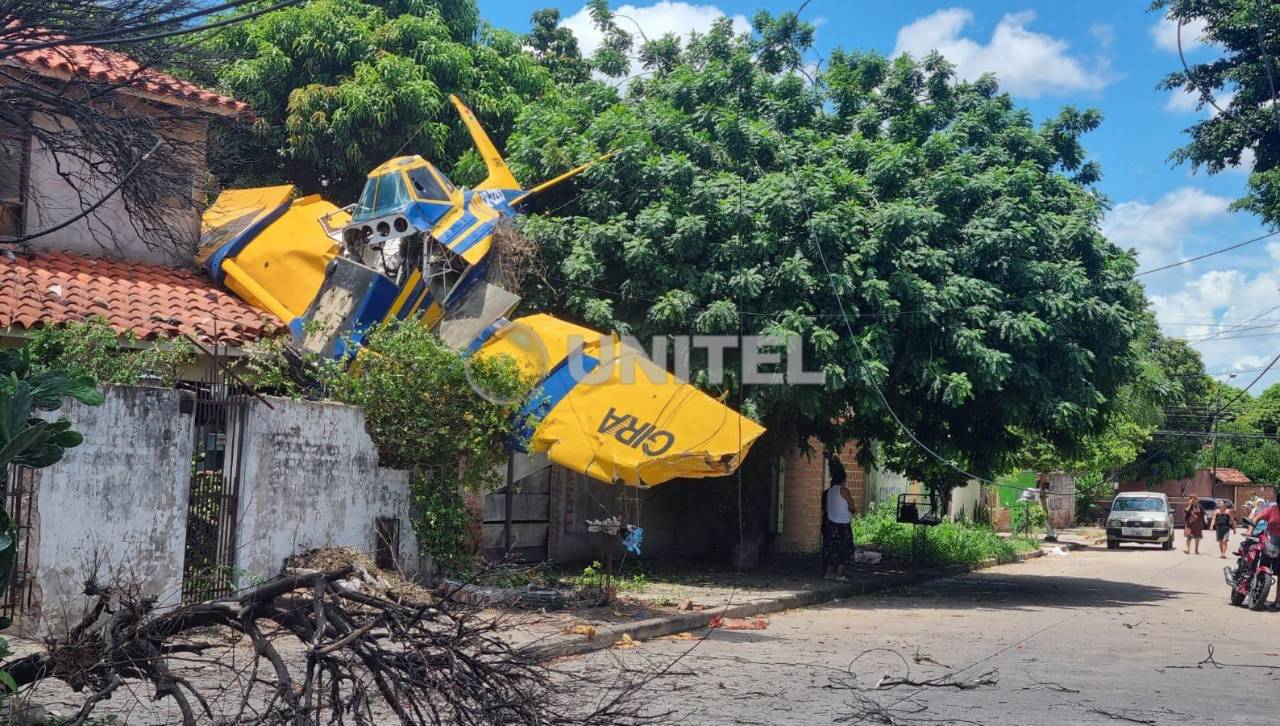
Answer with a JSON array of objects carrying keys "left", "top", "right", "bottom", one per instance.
[
  {"left": 891, "top": 9, "right": 1112, "bottom": 98},
  {"left": 1102, "top": 188, "right": 1233, "bottom": 270},
  {"left": 1090, "top": 23, "right": 1115, "bottom": 50},
  {"left": 561, "top": 2, "right": 750, "bottom": 65},
  {"left": 1150, "top": 14, "right": 1208, "bottom": 54},
  {"left": 1227, "top": 147, "right": 1257, "bottom": 175},
  {"left": 1149, "top": 269, "right": 1280, "bottom": 382},
  {"left": 1165, "top": 87, "right": 1234, "bottom": 115}
]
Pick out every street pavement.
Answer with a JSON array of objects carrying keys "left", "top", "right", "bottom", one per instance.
[{"left": 573, "top": 542, "right": 1280, "bottom": 725}]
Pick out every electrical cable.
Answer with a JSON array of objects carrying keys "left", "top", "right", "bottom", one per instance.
[{"left": 0, "top": 0, "right": 265, "bottom": 58}]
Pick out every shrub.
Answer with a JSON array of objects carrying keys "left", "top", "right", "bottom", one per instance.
[
  {"left": 1010, "top": 502, "right": 1047, "bottom": 534},
  {"left": 25, "top": 316, "right": 195, "bottom": 386},
  {"left": 852, "top": 502, "right": 1037, "bottom": 566},
  {"left": 322, "top": 321, "right": 532, "bottom": 572}
]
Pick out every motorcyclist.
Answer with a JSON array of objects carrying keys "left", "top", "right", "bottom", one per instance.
[{"left": 1253, "top": 502, "right": 1280, "bottom": 610}]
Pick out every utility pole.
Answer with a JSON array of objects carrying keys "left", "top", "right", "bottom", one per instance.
[{"left": 1208, "top": 373, "right": 1239, "bottom": 484}]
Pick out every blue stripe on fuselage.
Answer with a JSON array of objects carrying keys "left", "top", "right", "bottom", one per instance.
[{"left": 508, "top": 351, "right": 600, "bottom": 451}]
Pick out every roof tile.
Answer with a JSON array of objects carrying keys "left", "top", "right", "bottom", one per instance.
[
  {"left": 7, "top": 32, "right": 249, "bottom": 116},
  {"left": 1211, "top": 468, "right": 1252, "bottom": 486},
  {"left": 0, "top": 250, "right": 282, "bottom": 346}
]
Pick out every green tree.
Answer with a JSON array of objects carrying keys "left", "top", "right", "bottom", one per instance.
[
  {"left": 525, "top": 8, "right": 590, "bottom": 85},
  {"left": 1119, "top": 337, "right": 1215, "bottom": 483},
  {"left": 1199, "top": 382, "right": 1280, "bottom": 487},
  {"left": 205, "top": 0, "right": 552, "bottom": 197},
  {"left": 508, "top": 10, "right": 1147, "bottom": 509},
  {"left": 321, "top": 321, "right": 530, "bottom": 570},
  {"left": 1154, "top": 0, "right": 1280, "bottom": 225}
]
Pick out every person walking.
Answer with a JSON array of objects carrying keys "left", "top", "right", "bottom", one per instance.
[
  {"left": 1213, "top": 500, "right": 1236, "bottom": 558},
  {"left": 1183, "top": 495, "right": 1206, "bottom": 554},
  {"left": 822, "top": 455, "right": 856, "bottom": 582}
]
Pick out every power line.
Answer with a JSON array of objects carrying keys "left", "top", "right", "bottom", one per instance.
[{"left": 1135, "top": 229, "right": 1280, "bottom": 277}]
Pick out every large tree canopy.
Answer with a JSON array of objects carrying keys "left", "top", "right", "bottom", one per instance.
[
  {"left": 205, "top": 0, "right": 552, "bottom": 197},
  {"left": 1155, "top": 0, "right": 1280, "bottom": 226},
  {"left": 507, "top": 10, "right": 1147, "bottom": 491}
]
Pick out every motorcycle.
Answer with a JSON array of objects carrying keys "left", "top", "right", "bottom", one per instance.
[{"left": 1224, "top": 518, "right": 1278, "bottom": 610}]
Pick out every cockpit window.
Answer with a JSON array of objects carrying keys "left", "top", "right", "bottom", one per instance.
[
  {"left": 353, "top": 171, "right": 412, "bottom": 221},
  {"left": 407, "top": 165, "right": 452, "bottom": 201}
]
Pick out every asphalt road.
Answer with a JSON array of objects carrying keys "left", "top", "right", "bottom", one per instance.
[{"left": 576, "top": 542, "right": 1280, "bottom": 725}]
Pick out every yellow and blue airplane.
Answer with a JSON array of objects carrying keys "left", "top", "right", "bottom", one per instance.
[{"left": 196, "top": 96, "right": 764, "bottom": 487}]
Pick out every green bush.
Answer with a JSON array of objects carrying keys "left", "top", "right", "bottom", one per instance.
[
  {"left": 26, "top": 317, "right": 196, "bottom": 386},
  {"left": 322, "top": 321, "right": 533, "bottom": 573},
  {"left": 852, "top": 502, "right": 1038, "bottom": 566},
  {"left": 1011, "top": 502, "right": 1047, "bottom": 533}
]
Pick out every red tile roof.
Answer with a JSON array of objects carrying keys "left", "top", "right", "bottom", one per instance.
[
  {"left": 0, "top": 250, "right": 282, "bottom": 346},
  {"left": 1211, "top": 468, "right": 1252, "bottom": 486},
  {"left": 6, "top": 33, "right": 249, "bottom": 116}
]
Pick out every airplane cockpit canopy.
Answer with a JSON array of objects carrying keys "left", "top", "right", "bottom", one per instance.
[{"left": 351, "top": 156, "right": 456, "bottom": 225}]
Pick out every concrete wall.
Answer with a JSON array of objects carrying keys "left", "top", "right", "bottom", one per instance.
[
  {"left": 233, "top": 396, "right": 423, "bottom": 582},
  {"left": 30, "top": 385, "right": 195, "bottom": 631}
]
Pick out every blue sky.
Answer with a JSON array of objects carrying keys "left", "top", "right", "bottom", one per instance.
[{"left": 479, "top": 1, "right": 1276, "bottom": 387}]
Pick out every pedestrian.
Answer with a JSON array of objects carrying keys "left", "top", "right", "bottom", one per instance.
[
  {"left": 1213, "top": 500, "right": 1236, "bottom": 559},
  {"left": 822, "top": 454, "right": 856, "bottom": 582},
  {"left": 1183, "top": 495, "right": 1206, "bottom": 554}
]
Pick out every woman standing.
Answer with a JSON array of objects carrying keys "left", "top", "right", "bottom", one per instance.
[
  {"left": 1183, "top": 496, "right": 1206, "bottom": 554},
  {"left": 1213, "top": 500, "right": 1236, "bottom": 558},
  {"left": 822, "top": 455, "right": 856, "bottom": 582}
]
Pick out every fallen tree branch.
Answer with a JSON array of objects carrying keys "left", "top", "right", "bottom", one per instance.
[
  {"left": 2, "top": 563, "right": 657, "bottom": 725},
  {"left": 875, "top": 668, "right": 999, "bottom": 690}
]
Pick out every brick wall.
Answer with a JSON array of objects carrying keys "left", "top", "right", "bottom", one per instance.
[{"left": 770, "top": 440, "right": 867, "bottom": 555}]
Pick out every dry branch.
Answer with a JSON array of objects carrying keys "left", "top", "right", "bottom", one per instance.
[{"left": 2, "top": 564, "right": 655, "bottom": 725}]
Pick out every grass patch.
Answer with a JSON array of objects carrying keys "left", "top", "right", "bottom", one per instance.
[
  {"left": 568, "top": 561, "right": 652, "bottom": 592},
  {"left": 852, "top": 503, "right": 1040, "bottom": 566}
]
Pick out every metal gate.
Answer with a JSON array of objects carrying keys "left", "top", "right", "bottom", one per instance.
[
  {"left": 1, "top": 465, "right": 38, "bottom": 621},
  {"left": 482, "top": 455, "right": 552, "bottom": 562},
  {"left": 180, "top": 354, "right": 250, "bottom": 602}
]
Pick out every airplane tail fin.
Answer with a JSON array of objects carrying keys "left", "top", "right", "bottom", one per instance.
[
  {"left": 510, "top": 151, "right": 617, "bottom": 207},
  {"left": 450, "top": 95, "right": 521, "bottom": 191}
]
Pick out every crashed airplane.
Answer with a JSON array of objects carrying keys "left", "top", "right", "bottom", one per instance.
[{"left": 196, "top": 96, "right": 764, "bottom": 487}]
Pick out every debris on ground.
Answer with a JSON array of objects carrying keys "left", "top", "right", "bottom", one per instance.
[
  {"left": 564, "top": 624, "right": 598, "bottom": 638},
  {"left": 676, "top": 598, "right": 694, "bottom": 611},
  {"left": 614, "top": 633, "right": 638, "bottom": 649},
  {"left": 285, "top": 546, "right": 433, "bottom": 602},
  {"left": 854, "top": 550, "right": 883, "bottom": 564}
]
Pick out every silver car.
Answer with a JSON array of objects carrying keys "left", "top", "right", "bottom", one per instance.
[{"left": 1106, "top": 492, "right": 1175, "bottom": 549}]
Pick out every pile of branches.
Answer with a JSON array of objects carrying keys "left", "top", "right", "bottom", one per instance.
[{"left": 3, "top": 565, "right": 654, "bottom": 725}]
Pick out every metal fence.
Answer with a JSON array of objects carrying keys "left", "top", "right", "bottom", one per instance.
[
  {"left": 179, "top": 351, "right": 250, "bottom": 603},
  {"left": 1, "top": 465, "right": 38, "bottom": 621}
]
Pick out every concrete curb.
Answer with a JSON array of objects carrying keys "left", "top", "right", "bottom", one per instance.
[{"left": 525, "top": 541, "right": 1084, "bottom": 660}]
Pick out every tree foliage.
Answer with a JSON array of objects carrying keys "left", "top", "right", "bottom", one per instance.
[
  {"left": 25, "top": 317, "right": 197, "bottom": 387},
  {"left": 1154, "top": 0, "right": 1280, "bottom": 225},
  {"left": 205, "top": 0, "right": 552, "bottom": 197},
  {"left": 1198, "top": 382, "right": 1280, "bottom": 487},
  {"left": 507, "top": 10, "right": 1146, "bottom": 494},
  {"left": 1109, "top": 337, "right": 1214, "bottom": 483},
  {"left": 321, "top": 321, "right": 530, "bottom": 570}
]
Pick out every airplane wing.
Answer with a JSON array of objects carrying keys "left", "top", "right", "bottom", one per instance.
[{"left": 477, "top": 314, "right": 766, "bottom": 487}]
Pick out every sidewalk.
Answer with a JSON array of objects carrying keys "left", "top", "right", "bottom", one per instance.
[{"left": 517, "top": 535, "right": 1095, "bottom": 659}]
